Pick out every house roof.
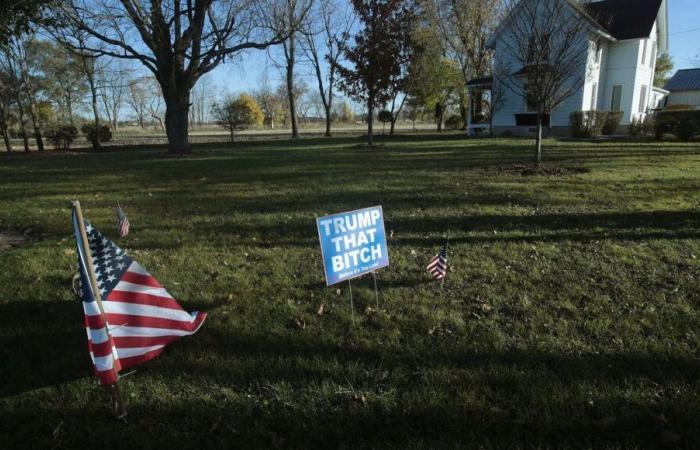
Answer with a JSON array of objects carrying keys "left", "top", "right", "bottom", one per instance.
[
  {"left": 664, "top": 69, "right": 700, "bottom": 92},
  {"left": 584, "top": 0, "right": 662, "bottom": 40}
]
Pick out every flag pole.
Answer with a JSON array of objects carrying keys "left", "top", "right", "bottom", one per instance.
[
  {"left": 72, "top": 201, "right": 127, "bottom": 421},
  {"left": 441, "top": 233, "right": 450, "bottom": 289}
]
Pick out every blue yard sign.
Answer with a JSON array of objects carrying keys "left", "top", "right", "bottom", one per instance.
[{"left": 316, "top": 206, "right": 389, "bottom": 286}]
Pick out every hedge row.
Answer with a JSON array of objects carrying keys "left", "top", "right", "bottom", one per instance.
[
  {"left": 654, "top": 110, "right": 700, "bottom": 141},
  {"left": 569, "top": 111, "right": 623, "bottom": 138}
]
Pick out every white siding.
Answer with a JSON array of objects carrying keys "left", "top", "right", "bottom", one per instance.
[
  {"left": 581, "top": 38, "right": 608, "bottom": 111},
  {"left": 490, "top": 0, "right": 590, "bottom": 128},
  {"left": 600, "top": 22, "right": 658, "bottom": 125},
  {"left": 488, "top": 5, "right": 663, "bottom": 130},
  {"left": 600, "top": 40, "right": 640, "bottom": 124},
  {"left": 666, "top": 91, "right": 700, "bottom": 108}
]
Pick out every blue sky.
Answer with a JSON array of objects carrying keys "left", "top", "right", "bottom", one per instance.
[
  {"left": 667, "top": 0, "right": 700, "bottom": 69},
  {"left": 206, "top": 0, "right": 700, "bottom": 97}
]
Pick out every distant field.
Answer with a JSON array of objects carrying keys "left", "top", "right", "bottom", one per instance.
[
  {"left": 0, "top": 136, "right": 699, "bottom": 448},
  {"left": 8, "top": 122, "right": 439, "bottom": 150}
]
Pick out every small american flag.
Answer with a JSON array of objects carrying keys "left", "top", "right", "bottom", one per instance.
[
  {"left": 116, "top": 205, "right": 129, "bottom": 237},
  {"left": 427, "top": 243, "right": 448, "bottom": 280},
  {"left": 72, "top": 209, "right": 206, "bottom": 385}
]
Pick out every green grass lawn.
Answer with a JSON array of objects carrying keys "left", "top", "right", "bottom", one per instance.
[{"left": 1, "top": 135, "right": 699, "bottom": 448}]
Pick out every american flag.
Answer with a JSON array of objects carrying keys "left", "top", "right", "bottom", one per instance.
[
  {"left": 427, "top": 243, "right": 448, "bottom": 280},
  {"left": 116, "top": 205, "right": 129, "bottom": 237},
  {"left": 72, "top": 209, "right": 206, "bottom": 385}
]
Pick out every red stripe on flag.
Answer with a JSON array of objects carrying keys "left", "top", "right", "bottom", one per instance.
[
  {"left": 95, "top": 367, "right": 119, "bottom": 385},
  {"left": 89, "top": 336, "right": 115, "bottom": 358},
  {"left": 105, "top": 311, "right": 207, "bottom": 332},
  {"left": 120, "top": 271, "right": 162, "bottom": 288},
  {"left": 85, "top": 314, "right": 108, "bottom": 330},
  {"left": 112, "top": 334, "right": 183, "bottom": 349},
  {"left": 119, "top": 346, "right": 166, "bottom": 370},
  {"left": 107, "top": 290, "right": 183, "bottom": 310}
]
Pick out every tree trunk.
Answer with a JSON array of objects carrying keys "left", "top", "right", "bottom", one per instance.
[
  {"left": 24, "top": 93, "right": 44, "bottom": 151},
  {"left": 535, "top": 112, "right": 543, "bottom": 166},
  {"left": 390, "top": 118, "right": 396, "bottom": 136},
  {"left": 87, "top": 72, "right": 101, "bottom": 150},
  {"left": 14, "top": 94, "right": 30, "bottom": 152},
  {"left": 367, "top": 96, "right": 374, "bottom": 146},
  {"left": 324, "top": 105, "right": 332, "bottom": 137},
  {"left": 1, "top": 126, "right": 10, "bottom": 152},
  {"left": 326, "top": 71, "right": 335, "bottom": 137},
  {"left": 286, "top": 31, "right": 300, "bottom": 139},
  {"left": 67, "top": 94, "right": 74, "bottom": 126},
  {"left": 436, "top": 102, "right": 444, "bottom": 132},
  {"left": 164, "top": 91, "right": 191, "bottom": 154},
  {"left": 0, "top": 113, "right": 11, "bottom": 153},
  {"left": 459, "top": 91, "right": 468, "bottom": 131}
]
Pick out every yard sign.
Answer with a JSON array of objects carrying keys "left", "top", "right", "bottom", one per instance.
[{"left": 316, "top": 206, "right": 389, "bottom": 286}]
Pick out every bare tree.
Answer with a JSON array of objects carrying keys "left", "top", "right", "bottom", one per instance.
[
  {"left": 254, "top": 75, "right": 284, "bottom": 128},
  {"left": 127, "top": 76, "right": 148, "bottom": 128},
  {"left": 276, "top": 79, "right": 308, "bottom": 126},
  {"left": 427, "top": 0, "right": 503, "bottom": 128},
  {"left": 1, "top": 35, "right": 45, "bottom": 151},
  {"left": 98, "top": 60, "right": 128, "bottom": 131},
  {"left": 52, "top": 0, "right": 298, "bottom": 154},
  {"left": 297, "top": 89, "right": 314, "bottom": 121},
  {"left": 61, "top": 29, "right": 104, "bottom": 149},
  {"left": 189, "top": 74, "right": 214, "bottom": 128},
  {"left": 275, "top": 0, "right": 313, "bottom": 139},
  {"left": 495, "top": 0, "right": 591, "bottom": 165},
  {"left": 143, "top": 77, "right": 165, "bottom": 130},
  {"left": 300, "top": 0, "right": 354, "bottom": 136}
]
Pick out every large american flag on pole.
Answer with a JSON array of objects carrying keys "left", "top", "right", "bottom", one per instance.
[{"left": 72, "top": 209, "right": 206, "bottom": 385}]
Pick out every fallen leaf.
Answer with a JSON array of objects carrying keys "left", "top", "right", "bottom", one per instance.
[
  {"left": 294, "top": 317, "right": 305, "bottom": 330},
  {"left": 317, "top": 303, "right": 325, "bottom": 315},
  {"left": 352, "top": 394, "right": 367, "bottom": 405}
]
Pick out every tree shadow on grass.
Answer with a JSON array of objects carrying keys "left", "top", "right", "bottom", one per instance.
[
  {"left": 5, "top": 324, "right": 696, "bottom": 448},
  {"left": 0, "top": 300, "right": 90, "bottom": 398}
]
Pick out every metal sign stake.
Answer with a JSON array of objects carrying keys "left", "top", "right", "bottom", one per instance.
[
  {"left": 348, "top": 280, "right": 356, "bottom": 325},
  {"left": 372, "top": 271, "right": 379, "bottom": 310}
]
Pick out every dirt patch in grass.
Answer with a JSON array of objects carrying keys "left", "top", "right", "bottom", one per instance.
[
  {"left": 0, "top": 231, "right": 30, "bottom": 252},
  {"left": 494, "top": 164, "right": 589, "bottom": 176}
]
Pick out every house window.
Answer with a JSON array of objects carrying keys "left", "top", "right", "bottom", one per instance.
[
  {"left": 641, "top": 39, "right": 648, "bottom": 65},
  {"left": 611, "top": 85, "right": 623, "bottom": 112},
  {"left": 639, "top": 85, "right": 648, "bottom": 113},
  {"left": 590, "top": 83, "right": 598, "bottom": 110},
  {"left": 650, "top": 41, "right": 657, "bottom": 68}
]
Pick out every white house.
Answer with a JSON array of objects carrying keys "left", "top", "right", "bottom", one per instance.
[
  {"left": 663, "top": 68, "right": 700, "bottom": 109},
  {"left": 468, "top": 0, "right": 669, "bottom": 136}
]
